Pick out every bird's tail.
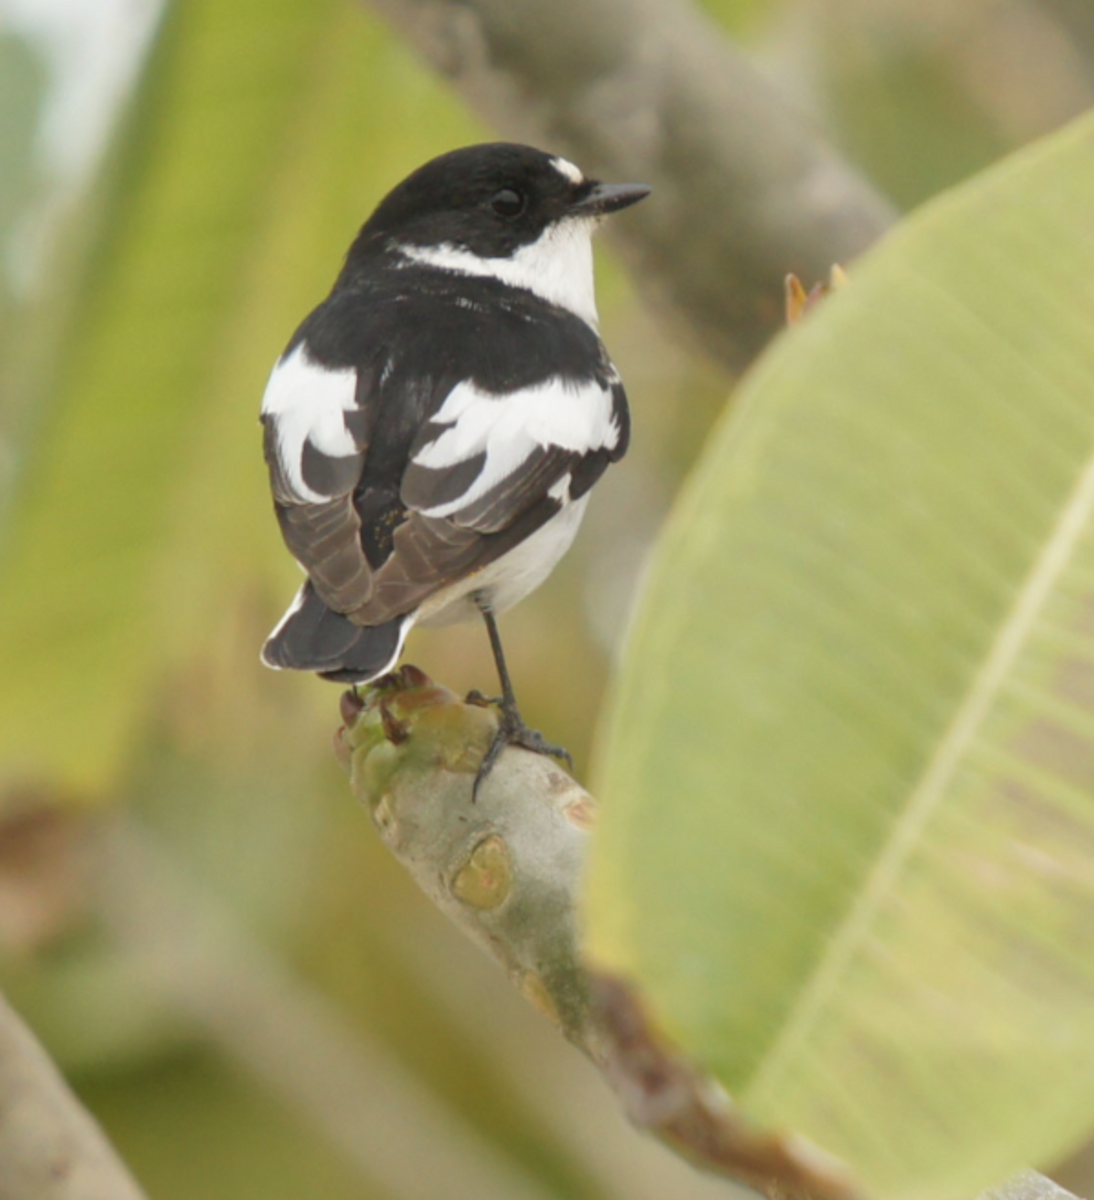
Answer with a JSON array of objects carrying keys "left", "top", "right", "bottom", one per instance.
[{"left": 262, "top": 581, "right": 412, "bottom": 684}]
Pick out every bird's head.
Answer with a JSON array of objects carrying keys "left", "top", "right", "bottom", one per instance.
[{"left": 345, "top": 143, "right": 650, "bottom": 325}]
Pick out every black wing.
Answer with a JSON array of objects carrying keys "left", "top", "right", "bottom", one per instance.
[{"left": 260, "top": 274, "right": 629, "bottom": 626}]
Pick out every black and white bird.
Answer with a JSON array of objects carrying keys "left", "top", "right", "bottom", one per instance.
[{"left": 260, "top": 142, "right": 649, "bottom": 778}]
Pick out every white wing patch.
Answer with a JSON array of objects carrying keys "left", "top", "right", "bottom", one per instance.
[
  {"left": 412, "top": 377, "right": 617, "bottom": 518},
  {"left": 261, "top": 343, "right": 358, "bottom": 503}
]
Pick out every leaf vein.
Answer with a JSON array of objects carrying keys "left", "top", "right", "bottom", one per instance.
[{"left": 746, "top": 438, "right": 1094, "bottom": 1107}]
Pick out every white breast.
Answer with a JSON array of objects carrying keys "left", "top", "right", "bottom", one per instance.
[{"left": 417, "top": 495, "right": 591, "bottom": 627}]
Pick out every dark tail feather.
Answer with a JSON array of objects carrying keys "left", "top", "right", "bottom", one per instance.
[{"left": 262, "top": 582, "right": 410, "bottom": 683}]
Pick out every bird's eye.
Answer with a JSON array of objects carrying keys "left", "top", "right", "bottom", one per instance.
[{"left": 491, "top": 188, "right": 525, "bottom": 217}]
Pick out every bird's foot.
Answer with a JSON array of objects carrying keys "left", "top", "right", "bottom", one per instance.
[
  {"left": 472, "top": 704, "right": 573, "bottom": 800},
  {"left": 464, "top": 689, "right": 501, "bottom": 708},
  {"left": 506, "top": 722, "right": 573, "bottom": 769}
]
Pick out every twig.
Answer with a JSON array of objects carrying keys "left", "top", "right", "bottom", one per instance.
[
  {"left": 359, "top": 0, "right": 896, "bottom": 371},
  {"left": 388, "top": 929, "right": 748, "bottom": 1200},
  {"left": 0, "top": 987, "right": 149, "bottom": 1200}
]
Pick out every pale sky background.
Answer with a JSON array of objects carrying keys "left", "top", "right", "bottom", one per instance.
[
  {"left": 1, "top": 0, "right": 161, "bottom": 180},
  {"left": 0, "top": 0, "right": 161, "bottom": 289}
]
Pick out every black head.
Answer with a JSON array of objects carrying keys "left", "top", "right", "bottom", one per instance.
[{"left": 349, "top": 143, "right": 649, "bottom": 263}]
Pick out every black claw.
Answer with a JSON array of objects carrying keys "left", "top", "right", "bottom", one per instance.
[
  {"left": 509, "top": 725, "right": 573, "bottom": 770},
  {"left": 471, "top": 706, "right": 573, "bottom": 800},
  {"left": 509, "top": 719, "right": 571, "bottom": 771},
  {"left": 473, "top": 726, "right": 510, "bottom": 800}
]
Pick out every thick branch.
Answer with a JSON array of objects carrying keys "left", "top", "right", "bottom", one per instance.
[
  {"left": 338, "top": 669, "right": 863, "bottom": 1200},
  {"left": 338, "top": 669, "right": 1086, "bottom": 1200},
  {"left": 360, "top": 0, "right": 896, "bottom": 371},
  {"left": 1036, "top": 0, "right": 1094, "bottom": 71},
  {"left": 0, "top": 989, "right": 149, "bottom": 1200}
]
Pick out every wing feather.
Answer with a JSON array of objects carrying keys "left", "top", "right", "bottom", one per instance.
[
  {"left": 261, "top": 342, "right": 375, "bottom": 611},
  {"left": 401, "top": 376, "right": 620, "bottom": 525},
  {"left": 262, "top": 321, "right": 629, "bottom": 627}
]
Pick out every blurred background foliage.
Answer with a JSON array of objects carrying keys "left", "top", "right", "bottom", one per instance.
[{"left": 0, "top": 0, "right": 1091, "bottom": 1198}]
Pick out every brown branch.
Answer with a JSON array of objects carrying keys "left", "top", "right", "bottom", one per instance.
[
  {"left": 337, "top": 668, "right": 864, "bottom": 1200},
  {"left": 359, "top": 0, "right": 896, "bottom": 371},
  {"left": 1035, "top": 0, "right": 1094, "bottom": 71},
  {"left": 0, "top": 988, "right": 149, "bottom": 1200},
  {"left": 338, "top": 669, "right": 1087, "bottom": 1200}
]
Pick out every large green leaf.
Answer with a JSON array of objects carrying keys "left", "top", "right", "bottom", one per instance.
[
  {"left": 587, "top": 114, "right": 1094, "bottom": 1200},
  {"left": 0, "top": 0, "right": 479, "bottom": 798}
]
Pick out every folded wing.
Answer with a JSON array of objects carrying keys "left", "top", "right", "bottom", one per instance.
[{"left": 261, "top": 341, "right": 629, "bottom": 627}]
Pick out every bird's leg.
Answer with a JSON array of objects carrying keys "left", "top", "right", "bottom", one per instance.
[{"left": 472, "top": 596, "right": 573, "bottom": 797}]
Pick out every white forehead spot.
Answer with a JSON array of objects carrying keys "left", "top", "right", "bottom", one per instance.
[{"left": 550, "top": 156, "right": 584, "bottom": 185}]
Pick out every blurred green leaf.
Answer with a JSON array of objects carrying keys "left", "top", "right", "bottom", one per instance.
[
  {"left": 695, "top": 0, "right": 787, "bottom": 39},
  {"left": 0, "top": 31, "right": 47, "bottom": 265},
  {"left": 0, "top": 0, "right": 480, "bottom": 799},
  {"left": 587, "top": 114, "right": 1094, "bottom": 1200}
]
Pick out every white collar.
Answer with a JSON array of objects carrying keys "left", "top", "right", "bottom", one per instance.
[{"left": 396, "top": 221, "right": 599, "bottom": 329}]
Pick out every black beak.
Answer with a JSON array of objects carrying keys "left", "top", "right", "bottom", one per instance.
[{"left": 569, "top": 181, "right": 651, "bottom": 217}]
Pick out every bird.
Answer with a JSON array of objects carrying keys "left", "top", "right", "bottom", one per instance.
[{"left": 259, "top": 142, "right": 649, "bottom": 785}]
